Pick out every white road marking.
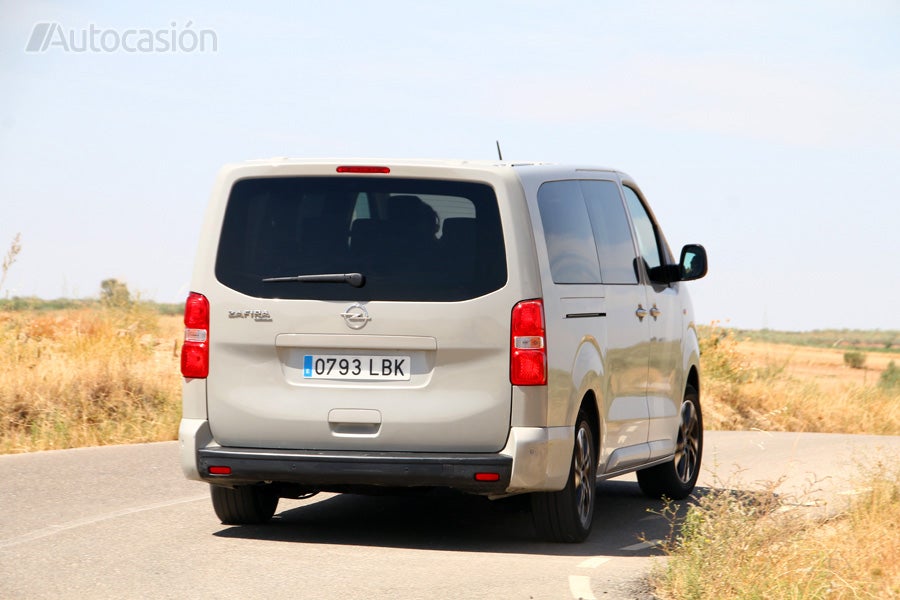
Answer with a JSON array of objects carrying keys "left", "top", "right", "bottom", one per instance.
[
  {"left": 577, "top": 556, "right": 611, "bottom": 569},
  {"left": 568, "top": 574, "right": 596, "bottom": 599},
  {"left": 0, "top": 494, "right": 208, "bottom": 550},
  {"left": 621, "top": 539, "right": 663, "bottom": 551}
]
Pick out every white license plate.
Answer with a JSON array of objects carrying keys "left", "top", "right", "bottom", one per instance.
[{"left": 302, "top": 354, "right": 411, "bottom": 381}]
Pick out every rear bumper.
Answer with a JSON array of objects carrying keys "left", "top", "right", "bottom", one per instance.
[
  {"left": 180, "top": 418, "right": 574, "bottom": 495},
  {"left": 197, "top": 446, "right": 513, "bottom": 494}
]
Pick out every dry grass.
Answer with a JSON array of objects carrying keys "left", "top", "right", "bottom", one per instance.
[
  {"left": 700, "top": 323, "right": 900, "bottom": 435},
  {"left": 654, "top": 463, "right": 900, "bottom": 599},
  {"left": 0, "top": 307, "right": 182, "bottom": 453},
  {"left": 651, "top": 324, "right": 900, "bottom": 599}
]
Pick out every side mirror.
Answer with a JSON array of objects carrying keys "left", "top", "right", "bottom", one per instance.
[
  {"left": 647, "top": 244, "right": 708, "bottom": 284},
  {"left": 679, "top": 244, "right": 708, "bottom": 281}
]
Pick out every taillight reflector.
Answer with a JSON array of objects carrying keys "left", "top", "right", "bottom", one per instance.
[
  {"left": 336, "top": 165, "right": 390, "bottom": 174},
  {"left": 181, "top": 292, "right": 210, "bottom": 379},
  {"left": 209, "top": 466, "right": 231, "bottom": 475},
  {"left": 511, "top": 299, "right": 547, "bottom": 386},
  {"left": 475, "top": 472, "right": 501, "bottom": 482}
]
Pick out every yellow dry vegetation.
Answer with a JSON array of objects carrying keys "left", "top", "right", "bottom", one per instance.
[
  {"left": 700, "top": 324, "right": 900, "bottom": 435},
  {"left": 3, "top": 314, "right": 898, "bottom": 451},
  {"left": 654, "top": 324, "right": 900, "bottom": 599},
  {"left": 654, "top": 462, "right": 900, "bottom": 599},
  {"left": 0, "top": 308, "right": 182, "bottom": 453}
]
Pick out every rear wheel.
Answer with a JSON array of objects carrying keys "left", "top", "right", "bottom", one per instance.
[
  {"left": 637, "top": 385, "right": 702, "bottom": 500},
  {"left": 531, "top": 409, "right": 597, "bottom": 542},
  {"left": 210, "top": 484, "right": 279, "bottom": 525}
]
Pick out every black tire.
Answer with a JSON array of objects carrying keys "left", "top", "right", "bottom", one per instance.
[
  {"left": 531, "top": 409, "right": 597, "bottom": 543},
  {"left": 637, "top": 385, "right": 703, "bottom": 500},
  {"left": 210, "top": 484, "right": 279, "bottom": 525}
]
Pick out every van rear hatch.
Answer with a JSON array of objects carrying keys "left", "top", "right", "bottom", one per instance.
[{"left": 206, "top": 173, "right": 512, "bottom": 453}]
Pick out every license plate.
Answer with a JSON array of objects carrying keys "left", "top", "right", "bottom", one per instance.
[{"left": 302, "top": 354, "right": 411, "bottom": 381}]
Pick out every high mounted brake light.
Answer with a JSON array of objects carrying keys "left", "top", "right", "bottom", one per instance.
[
  {"left": 181, "top": 292, "right": 210, "bottom": 379},
  {"left": 336, "top": 165, "right": 391, "bottom": 174},
  {"left": 510, "top": 299, "right": 547, "bottom": 386}
]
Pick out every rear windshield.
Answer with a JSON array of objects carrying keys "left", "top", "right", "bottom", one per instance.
[{"left": 215, "top": 176, "right": 507, "bottom": 301}]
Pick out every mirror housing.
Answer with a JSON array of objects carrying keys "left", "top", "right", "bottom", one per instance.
[
  {"left": 647, "top": 263, "right": 681, "bottom": 285},
  {"left": 647, "top": 244, "right": 708, "bottom": 284}
]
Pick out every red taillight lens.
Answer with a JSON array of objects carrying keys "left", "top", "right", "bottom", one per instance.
[
  {"left": 475, "top": 472, "right": 501, "bottom": 482},
  {"left": 336, "top": 165, "right": 391, "bottom": 174},
  {"left": 511, "top": 299, "right": 547, "bottom": 386},
  {"left": 181, "top": 292, "right": 210, "bottom": 379},
  {"left": 208, "top": 466, "right": 231, "bottom": 475}
]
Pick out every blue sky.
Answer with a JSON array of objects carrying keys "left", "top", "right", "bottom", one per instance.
[{"left": 1, "top": 1, "right": 898, "bottom": 331}]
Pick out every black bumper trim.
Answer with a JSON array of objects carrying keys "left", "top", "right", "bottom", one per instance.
[{"left": 198, "top": 447, "right": 513, "bottom": 493}]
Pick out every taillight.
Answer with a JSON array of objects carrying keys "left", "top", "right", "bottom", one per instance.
[
  {"left": 181, "top": 292, "right": 209, "bottom": 378},
  {"left": 511, "top": 299, "right": 547, "bottom": 386}
]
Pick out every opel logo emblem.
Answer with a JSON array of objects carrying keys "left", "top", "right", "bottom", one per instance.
[{"left": 340, "top": 303, "right": 371, "bottom": 330}]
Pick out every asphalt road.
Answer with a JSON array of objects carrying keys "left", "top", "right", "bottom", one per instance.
[{"left": 2, "top": 431, "right": 899, "bottom": 600}]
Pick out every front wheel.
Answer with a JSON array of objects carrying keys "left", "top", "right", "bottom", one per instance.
[
  {"left": 210, "top": 484, "right": 279, "bottom": 525},
  {"left": 531, "top": 409, "right": 597, "bottom": 542},
  {"left": 637, "top": 385, "right": 703, "bottom": 500}
]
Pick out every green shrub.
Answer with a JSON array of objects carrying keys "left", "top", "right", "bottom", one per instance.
[
  {"left": 843, "top": 350, "right": 867, "bottom": 369},
  {"left": 880, "top": 361, "right": 900, "bottom": 391}
]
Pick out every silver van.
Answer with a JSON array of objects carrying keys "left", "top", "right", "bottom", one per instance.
[{"left": 179, "top": 159, "right": 708, "bottom": 542}]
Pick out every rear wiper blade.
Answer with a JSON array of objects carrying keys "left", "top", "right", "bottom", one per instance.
[{"left": 261, "top": 272, "right": 366, "bottom": 288}]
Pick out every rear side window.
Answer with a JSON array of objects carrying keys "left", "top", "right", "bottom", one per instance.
[
  {"left": 537, "top": 179, "right": 640, "bottom": 285},
  {"left": 537, "top": 181, "right": 603, "bottom": 284},
  {"left": 215, "top": 177, "right": 507, "bottom": 301}
]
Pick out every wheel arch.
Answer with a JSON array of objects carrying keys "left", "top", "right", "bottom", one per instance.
[
  {"left": 578, "top": 390, "right": 601, "bottom": 464},
  {"left": 686, "top": 365, "right": 700, "bottom": 400}
]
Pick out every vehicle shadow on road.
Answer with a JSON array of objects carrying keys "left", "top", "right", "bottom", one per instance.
[{"left": 213, "top": 479, "right": 708, "bottom": 557}]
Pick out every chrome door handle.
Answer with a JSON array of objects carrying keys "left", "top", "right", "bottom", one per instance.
[
  {"left": 635, "top": 305, "right": 648, "bottom": 321},
  {"left": 650, "top": 305, "right": 661, "bottom": 320}
]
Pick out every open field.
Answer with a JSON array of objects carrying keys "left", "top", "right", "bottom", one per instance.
[
  {"left": 734, "top": 327, "right": 900, "bottom": 353},
  {"left": 699, "top": 324, "right": 900, "bottom": 435},
  {"left": 738, "top": 341, "right": 898, "bottom": 389},
  {"left": 0, "top": 308, "right": 182, "bottom": 454}
]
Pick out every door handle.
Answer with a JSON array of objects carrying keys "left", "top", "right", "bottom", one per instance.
[
  {"left": 650, "top": 305, "right": 661, "bottom": 320},
  {"left": 635, "top": 305, "right": 648, "bottom": 321}
]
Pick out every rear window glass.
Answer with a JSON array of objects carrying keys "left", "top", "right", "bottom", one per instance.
[{"left": 215, "top": 177, "right": 507, "bottom": 301}]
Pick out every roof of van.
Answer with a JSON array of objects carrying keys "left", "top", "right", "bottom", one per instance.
[
  {"left": 222, "top": 157, "right": 628, "bottom": 178},
  {"left": 233, "top": 157, "right": 619, "bottom": 172}
]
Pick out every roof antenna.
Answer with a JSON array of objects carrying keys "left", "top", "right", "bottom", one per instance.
[{"left": 495, "top": 140, "right": 503, "bottom": 161}]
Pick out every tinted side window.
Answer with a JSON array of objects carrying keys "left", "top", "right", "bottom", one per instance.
[
  {"left": 622, "top": 186, "right": 663, "bottom": 271},
  {"left": 215, "top": 177, "right": 507, "bottom": 302},
  {"left": 537, "top": 181, "right": 602, "bottom": 284},
  {"left": 580, "top": 180, "right": 639, "bottom": 285}
]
